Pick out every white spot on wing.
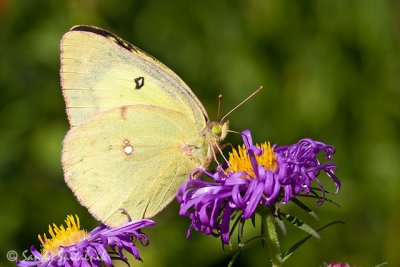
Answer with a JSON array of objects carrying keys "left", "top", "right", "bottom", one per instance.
[{"left": 123, "top": 139, "right": 134, "bottom": 156}]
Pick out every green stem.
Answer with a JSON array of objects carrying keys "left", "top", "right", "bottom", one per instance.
[{"left": 260, "top": 209, "right": 283, "bottom": 267}]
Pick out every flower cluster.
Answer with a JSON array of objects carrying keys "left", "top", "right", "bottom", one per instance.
[
  {"left": 177, "top": 129, "right": 340, "bottom": 244},
  {"left": 17, "top": 215, "right": 155, "bottom": 267}
]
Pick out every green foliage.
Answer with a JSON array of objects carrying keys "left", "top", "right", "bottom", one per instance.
[{"left": 1, "top": 0, "right": 399, "bottom": 266}]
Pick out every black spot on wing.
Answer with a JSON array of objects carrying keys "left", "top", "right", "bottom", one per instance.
[{"left": 134, "top": 77, "right": 144, "bottom": 89}]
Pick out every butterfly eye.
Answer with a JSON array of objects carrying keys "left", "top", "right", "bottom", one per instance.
[{"left": 212, "top": 124, "right": 223, "bottom": 137}]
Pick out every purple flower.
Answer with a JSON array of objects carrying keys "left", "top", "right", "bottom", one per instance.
[
  {"left": 177, "top": 129, "right": 340, "bottom": 244},
  {"left": 16, "top": 215, "right": 155, "bottom": 267}
]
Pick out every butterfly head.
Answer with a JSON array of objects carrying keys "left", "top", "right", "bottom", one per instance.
[
  {"left": 212, "top": 121, "right": 229, "bottom": 141},
  {"left": 204, "top": 120, "right": 229, "bottom": 144}
]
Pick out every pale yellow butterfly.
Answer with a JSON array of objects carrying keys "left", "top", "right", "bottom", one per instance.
[{"left": 61, "top": 25, "right": 228, "bottom": 226}]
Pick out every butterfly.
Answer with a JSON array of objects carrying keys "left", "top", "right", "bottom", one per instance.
[{"left": 60, "top": 25, "right": 229, "bottom": 226}]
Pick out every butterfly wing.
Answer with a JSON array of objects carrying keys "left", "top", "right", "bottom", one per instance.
[
  {"left": 60, "top": 25, "right": 212, "bottom": 226},
  {"left": 63, "top": 105, "right": 207, "bottom": 226},
  {"left": 60, "top": 25, "right": 208, "bottom": 130}
]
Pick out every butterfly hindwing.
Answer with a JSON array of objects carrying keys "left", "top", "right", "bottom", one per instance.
[{"left": 62, "top": 105, "right": 207, "bottom": 226}]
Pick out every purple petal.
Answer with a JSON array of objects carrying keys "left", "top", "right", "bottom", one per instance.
[
  {"left": 243, "top": 180, "right": 264, "bottom": 218},
  {"left": 220, "top": 205, "right": 233, "bottom": 244}
]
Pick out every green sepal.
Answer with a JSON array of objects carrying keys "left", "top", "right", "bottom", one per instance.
[
  {"left": 281, "top": 212, "right": 320, "bottom": 239},
  {"left": 291, "top": 197, "right": 319, "bottom": 220}
]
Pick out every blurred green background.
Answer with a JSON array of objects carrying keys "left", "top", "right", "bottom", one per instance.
[{"left": 1, "top": 0, "right": 399, "bottom": 266}]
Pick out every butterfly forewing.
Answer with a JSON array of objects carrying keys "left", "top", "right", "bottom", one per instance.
[{"left": 60, "top": 25, "right": 207, "bottom": 130}]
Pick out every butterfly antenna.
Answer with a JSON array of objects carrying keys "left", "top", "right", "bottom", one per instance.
[
  {"left": 217, "top": 94, "right": 223, "bottom": 120},
  {"left": 221, "top": 86, "right": 263, "bottom": 122}
]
